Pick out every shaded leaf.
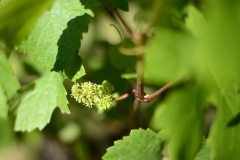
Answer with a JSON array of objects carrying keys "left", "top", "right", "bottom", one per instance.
[
  {"left": 150, "top": 84, "right": 204, "bottom": 160},
  {"left": 0, "top": 0, "right": 55, "bottom": 48},
  {"left": 20, "top": 0, "right": 92, "bottom": 81},
  {"left": 102, "top": 128, "right": 163, "bottom": 160},
  {"left": 99, "top": 0, "right": 128, "bottom": 11},
  {"left": 109, "top": 45, "right": 136, "bottom": 70},
  {"left": 81, "top": 0, "right": 100, "bottom": 8},
  {"left": 14, "top": 71, "right": 70, "bottom": 132},
  {"left": 52, "top": 15, "right": 90, "bottom": 81}
]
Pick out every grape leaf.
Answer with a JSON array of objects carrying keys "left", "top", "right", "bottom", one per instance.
[
  {"left": 0, "top": 52, "right": 20, "bottom": 99},
  {"left": 194, "top": 138, "right": 210, "bottom": 160},
  {"left": 81, "top": 0, "right": 100, "bottom": 8},
  {"left": 0, "top": 0, "right": 55, "bottom": 48},
  {"left": 208, "top": 84, "right": 240, "bottom": 160},
  {"left": 185, "top": 5, "right": 207, "bottom": 38},
  {"left": 0, "top": 85, "right": 7, "bottom": 119},
  {"left": 144, "top": 28, "right": 192, "bottom": 85},
  {"left": 14, "top": 71, "right": 70, "bottom": 132},
  {"left": 20, "top": 0, "right": 93, "bottom": 81},
  {"left": 98, "top": 0, "right": 129, "bottom": 11},
  {"left": 150, "top": 84, "right": 204, "bottom": 160},
  {"left": 52, "top": 15, "right": 89, "bottom": 81},
  {"left": 102, "top": 128, "right": 163, "bottom": 160},
  {"left": 191, "top": 1, "right": 240, "bottom": 87}
]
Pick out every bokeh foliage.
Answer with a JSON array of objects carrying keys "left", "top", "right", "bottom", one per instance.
[{"left": 0, "top": 0, "right": 240, "bottom": 159}]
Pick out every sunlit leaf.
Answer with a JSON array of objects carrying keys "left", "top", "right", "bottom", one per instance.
[
  {"left": 14, "top": 71, "right": 70, "bottom": 132},
  {"left": 20, "top": 0, "right": 92, "bottom": 81},
  {"left": 102, "top": 128, "right": 164, "bottom": 160}
]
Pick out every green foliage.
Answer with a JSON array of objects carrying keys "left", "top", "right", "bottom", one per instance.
[
  {"left": 20, "top": 0, "right": 92, "bottom": 81},
  {"left": 102, "top": 128, "right": 164, "bottom": 160},
  {"left": 0, "top": 52, "right": 20, "bottom": 119},
  {"left": 52, "top": 14, "right": 90, "bottom": 81},
  {"left": 0, "top": 86, "right": 8, "bottom": 119},
  {"left": 194, "top": 138, "right": 210, "bottom": 160},
  {"left": 99, "top": 0, "right": 129, "bottom": 11},
  {"left": 0, "top": 119, "right": 15, "bottom": 150},
  {"left": 144, "top": 28, "right": 192, "bottom": 84},
  {"left": 0, "top": 52, "right": 20, "bottom": 99},
  {"left": 109, "top": 44, "right": 136, "bottom": 70},
  {"left": 0, "top": 0, "right": 55, "bottom": 48},
  {"left": 15, "top": 71, "right": 70, "bottom": 132},
  {"left": 208, "top": 85, "right": 240, "bottom": 160},
  {"left": 81, "top": 0, "right": 100, "bottom": 8},
  {"left": 71, "top": 80, "right": 114, "bottom": 111},
  {"left": 150, "top": 84, "right": 204, "bottom": 160},
  {"left": 0, "top": 0, "right": 240, "bottom": 159}
]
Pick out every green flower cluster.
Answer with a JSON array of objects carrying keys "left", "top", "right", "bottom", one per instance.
[{"left": 71, "top": 80, "right": 115, "bottom": 111}]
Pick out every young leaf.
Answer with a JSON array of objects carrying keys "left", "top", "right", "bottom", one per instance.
[
  {"left": 102, "top": 128, "right": 164, "bottom": 160},
  {"left": 0, "top": 52, "right": 20, "bottom": 99},
  {"left": 208, "top": 85, "right": 240, "bottom": 160},
  {"left": 20, "top": 0, "right": 93, "bottom": 81},
  {"left": 150, "top": 84, "right": 204, "bottom": 160},
  {"left": 0, "top": 0, "right": 55, "bottom": 48},
  {"left": 14, "top": 71, "right": 70, "bottom": 132}
]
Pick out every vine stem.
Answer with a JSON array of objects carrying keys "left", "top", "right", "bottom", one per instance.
[
  {"left": 114, "top": 89, "right": 136, "bottom": 101},
  {"left": 133, "top": 53, "right": 144, "bottom": 111},
  {"left": 143, "top": 80, "right": 174, "bottom": 103},
  {"left": 115, "top": 79, "right": 176, "bottom": 103}
]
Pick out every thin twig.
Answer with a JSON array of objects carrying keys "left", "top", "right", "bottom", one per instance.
[
  {"left": 143, "top": 81, "right": 174, "bottom": 103},
  {"left": 113, "top": 9, "right": 133, "bottom": 38},
  {"left": 114, "top": 89, "right": 136, "bottom": 101}
]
